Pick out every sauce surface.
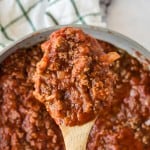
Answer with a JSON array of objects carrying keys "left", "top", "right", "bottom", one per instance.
[
  {"left": 87, "top": 41, "right": 150, "bottom": 150},
  {"left": 0, "top": 46, "right": 65, "bottom": 150}
]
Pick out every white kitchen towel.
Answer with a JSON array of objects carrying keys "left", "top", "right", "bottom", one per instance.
[{"left": 0, "top": 0, "right": 106, "bottom": 51}]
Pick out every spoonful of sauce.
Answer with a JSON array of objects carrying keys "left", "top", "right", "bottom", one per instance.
[{"left": 34, "top": 27, "right": 120, "bottom": 150}]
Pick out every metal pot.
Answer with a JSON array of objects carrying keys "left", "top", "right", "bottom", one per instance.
[{"left": 0, "top": 25, "right": 149, "bottom": 66}]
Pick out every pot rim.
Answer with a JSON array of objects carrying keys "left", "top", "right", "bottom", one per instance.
[{"left": 0, "top": 24, "right": 150, "bottom": 62}]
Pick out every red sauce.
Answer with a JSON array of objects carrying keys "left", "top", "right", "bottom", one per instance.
[
  {"left": 87, "top": 41, "right": 150, "bottom": 150},
  {"left": 0, "top": 27, "right": 150, "bottom": 149},
  {"left": 33, "top": 27, "right": 119, "bottom": 126},
  {"left": 0, "top": 47, "right": 65, "bottom": 150}
]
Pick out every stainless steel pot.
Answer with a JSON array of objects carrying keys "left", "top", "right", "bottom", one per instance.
[{"left": 0, "top": 25, "right": 149, "bottom": 66}]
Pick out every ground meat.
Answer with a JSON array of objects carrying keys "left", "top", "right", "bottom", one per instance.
[
  {"left": 0, "top": 48, "right": 65, "bottom": 150},
  {"left": 87, "top": 41, "right": 150, "bottom": 150},
  {"left": 0, "top": 27, "right": 149, "bottom": 149},
  {"left": 87, "top": 117, "right": 144, "bottom": 150},
  {"left": 33, "top": 27, "right": 119, "bottom": 126}
]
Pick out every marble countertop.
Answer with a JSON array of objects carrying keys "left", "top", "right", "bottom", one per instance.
[{"left": 107, "top": 0, "right": 150, "bottom": 51}]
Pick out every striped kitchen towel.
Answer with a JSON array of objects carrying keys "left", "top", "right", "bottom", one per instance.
[{"left": 0, "top": 0, "right": 107, "bottom": 51}]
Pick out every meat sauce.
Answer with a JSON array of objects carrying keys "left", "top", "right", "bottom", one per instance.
[
  {"left": 0, "top": 47, "right": 65, "bottom": 150},
  {"left": 87, "top": 41, "right": 150, "bottom": 150},
  {"left": 33, "top": 27, "right": 119, "bottom": 126},
  {"left": 0, "top": 27, "right": 150, "bottom": 149}
]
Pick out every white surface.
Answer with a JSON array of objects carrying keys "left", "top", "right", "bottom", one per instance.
[{"left": 107, "top": 0, "right": 150, "bottom": 51}]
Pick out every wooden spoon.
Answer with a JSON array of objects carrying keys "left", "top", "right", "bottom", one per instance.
[
  {"left": 33, "top": 27, "right": 120, "bottom": 150},
  {"left": 60, "top": 119, "right": 96, "bottom": 150},
  {"left": 58, "top": 52, "right": 120, "bottom": 150}
]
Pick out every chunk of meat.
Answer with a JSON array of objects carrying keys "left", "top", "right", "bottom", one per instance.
[{"left": 34, "top": 27, "right": 119, "bottom": 126}]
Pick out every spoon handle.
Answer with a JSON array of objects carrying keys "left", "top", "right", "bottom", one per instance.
[{"left": 60, "top": 119, "right": 95, "bottom": 150}]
